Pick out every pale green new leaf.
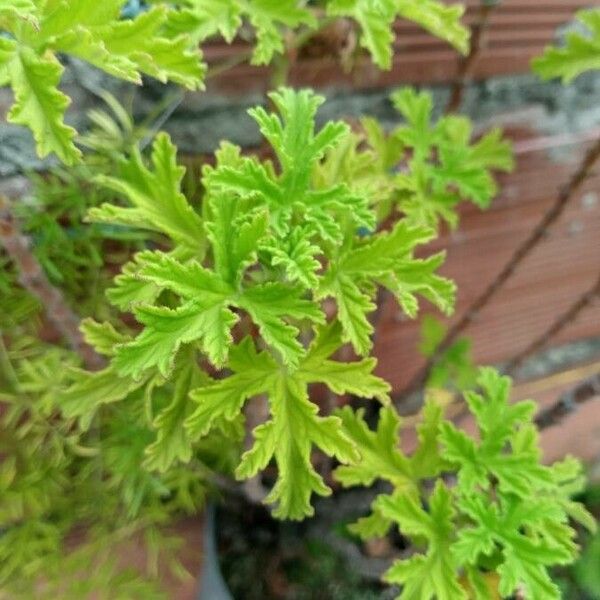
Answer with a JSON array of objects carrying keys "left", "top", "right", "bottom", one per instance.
[
  {"left": 379, "top": 481, "right": 466, "bottom": 600},
  {"left": 186, "top": 322, "right": 388, "bottom": 519},
  {"left": 111, "top": 246, "right": 322, "bottom": 376},
  {"left": 319, "top": 220, "right": 455, "bottom": 354},
  {"left": 5, "top": 47, "right": 80, "bottom": 164},
  {"left": 392, "top": 88, "right": 513, "bottom": 229},
  {"left": 334, "top": 406, "right": 412, "bottom": 489},
  {"left": 166, "top": 0, "right": 316, "bottom": 65},
  {"left": 0, "top": 1, "right": 204, "bottom": 164},
  {"left": 80, "top": 318, "right": 129, "bottom": 356},
  {"left": 204, "top": 88, "right": 375, "bottom": 264},
  {"left": 533, "top": 9, "right": 600, "bottom": 82},
  {"left": 91, "top": 133, "right": 205, "bottom": 251},
  {"left": 441, "top": 368, "right": 553, "bottom": 499}
]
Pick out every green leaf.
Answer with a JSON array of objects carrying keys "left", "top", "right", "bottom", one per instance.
[
  {"left": 0, "top": 1, "right": 204, "bottom": 165},
  {"left": 5, "top": 46, "right": 81, "bottom": 164},
  {"left": 79, "top": 318, "right": 129, "bottom": 356},
  {"left": 91, "top": 133, "right": 205, "bottom": 251},
  {"left": 391, "top": 89, "right": 513, "bottom": 229},
  {"left": 114, "top": 299, "right": 237, "bottom": 378},
  {"left": 319, "top": 221, "right": 455, "bottom": 354},
  {"left": 169, "top": 0, "right": 315, "bottom": 65},
  {"left": 327, "top": 0, "right": 468, "bottom": 69},
  {"left": 186, "top": 322, "right": 388, "bottom": 519},
  {"left": 60, "top": 367, "right": 145, "bottom": 430},
  {"left": 379, "top": 481, "right": 466, "bottom": 600},
  {"left": 105, "top": 252, "right": 163, "bottom": 311},
  {"left": 204, "top": 87, "right": 375, "bottom": 260},
  {"left": 397, "top": 0, "right": 469, "bottom": 56},
  {"left": 144, "top": 360, "right": 207, "bottom": 472},
  {"left": 237, "top": 282, "right": 325, "bottom": 367},
  {"left": 441, "top": 368, "right": 553, "bottom": 499},
  {"left": 334, "top": 406, "right": 412, "bottom": 489},
  {"left": 533, "top": 9, "right": 600, "bottom": 82},
  {"left": 456, "top": 494, "right": 571, "bottom": 600}
]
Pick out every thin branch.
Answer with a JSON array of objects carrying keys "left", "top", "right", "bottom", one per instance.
[
  {"left": 445, "top": 0, "right": 498, "bottom": 114},
  {"left": 0, "top": 196, "right": 104, "bottom": 371},
  {"left": 536, "top": 373, "right": 600, "bottom": 429},
  {"left": 504, "top": 273, "right": 600, "bottom": 376},
  {"left": 395, "top": 133, "right": 600, "bottom": 406}
]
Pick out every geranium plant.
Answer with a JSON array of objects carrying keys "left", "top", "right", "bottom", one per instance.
[{"left": 1, "top": 2, "right": 598, "bottom": 598}]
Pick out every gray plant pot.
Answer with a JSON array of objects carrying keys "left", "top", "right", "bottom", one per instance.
[{"left": 198, "top": 503, "right": 233, "bottom": 600}]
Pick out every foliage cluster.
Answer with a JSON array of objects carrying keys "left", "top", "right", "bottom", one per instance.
[{"left": 1, "top": 2, "right": 599, "bottom": 598}]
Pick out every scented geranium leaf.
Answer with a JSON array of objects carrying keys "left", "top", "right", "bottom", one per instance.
[
  {"left": 328, "top": 0, "right": 396, "bottom": 69},
  {"left": 379, "top": 481, "right": 466, "bottom": 600},
  {"left": 392, "top": 89, "right": 512, "bottom": 228},
  {"left": 336, "top": 393, "right": 445, "bottom": 542},
  {"left": 60, "top": 366, "right": 145, "bottom": 429},
  {"left": 334, "top": 406, "right": 412, "bottom": 489},
  {"left": 319, "top": 220, "right": 454, "bottom": 354},
  {"left": 205, "top": 88, "right": 374, "bottom": 256},
  {"left": 327, "top": 0, "right": 468, "bottom": 69},
  {"left": 0, "top": 2, "right": 204, "bottom": 164},
  {"left": 186, "top": 338, "right": 277, "bottom": 440},
  {"left": 5, "top": 47, "right": 81, "bottom": 165},
  {"left": 239, "top": 373, "right": 358, "bottom": 520},
  {"left": 115, "top": 300, "right": 237, "bottom": 378},
  {"left": 455, "top": 494, "right": 573, "bottom": 600},
  {"left": 105, "top": 252, "right": 163, "bottom": 310},
  {"left": 396, "top": 0, "right": 469, "bottom": 56},
  {"left": 164, "top": 0, "right": 242, "bottom": 43},
  {"left": 206, "top": 194, "right": 268, "bottom": 285},
  {"left": 548, "top": 456, "right": 597, "bottom": 533},
  {"left": 261, "top": 226, "right": 321, "bottom": 288},
  {"left": 186, "top": 322, "right": 387, "bottom": 519},
  {"left": 112, "top": 244, "right": 322, "bottom": 374},
  {"left": 533, "top": 9, "right": 600, "bottom": 82},
  {"left": 166, "top": 0, "right": 315, "bottom": 65},
  {"left": 80, "top": 5, "right": 205, "bottom": 89},
  {"left": 144, "top": 360, "right": 209, "bottom": 472},
  {"left": 348, "top": 502, "right": 395, "bottom": 540},
  {"left": 245, "top": 0, "right": 317, "bottom": 65},
  {"left": 80, "top": 318, "right": 129, "bottom": 356},
  {"left": 434, "top": 118, "right": 514, "bottom": 209},
  {"left": 296, "top": 320, "right": 390, "bottom": 401},
  {"left": 441, "top": 368, "right": 553, "bottom": 498},
  {"left": 409, "top": 392, "right": 447, "bottom": 478},
  {"left": 91, "top": 133, "right": 205, "bottom": 251},
  {"left": 238, "top": 282, "right": 325, "bottom": 367}
]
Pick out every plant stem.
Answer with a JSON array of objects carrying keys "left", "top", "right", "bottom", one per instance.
[
  {"left": 395, "top": 133, "right": 600, "bottom": 406},
  {"left": 446, "top": 1, "right": 497, "bottom": 114},
  {"left": 0, "top": 195, "right": 104, "bottom": 371},
  {"left": 503, "top": 273, "right": 600, "bottom": 376},
  {"left": 0, "top": 335, "right": 19, "bottom": 392}
]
